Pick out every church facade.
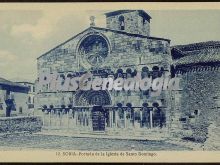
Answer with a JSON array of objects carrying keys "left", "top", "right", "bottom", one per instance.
[{"left": 35, "top": 10, "right": 176, "bottom": 133}]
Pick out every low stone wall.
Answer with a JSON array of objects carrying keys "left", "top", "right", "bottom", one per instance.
[
  {"left": 176, "top": 69, "right": 220, "bottom": 143},
  {"left": 0, "top": 116, "right": 43, "bottom": 133},
  {"left": 204, "top": 120, "right": 220, "bottom": 150}
]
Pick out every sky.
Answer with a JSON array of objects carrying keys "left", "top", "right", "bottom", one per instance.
[{"left": 0, "top": 7, "right": 220, "bottom": 82}]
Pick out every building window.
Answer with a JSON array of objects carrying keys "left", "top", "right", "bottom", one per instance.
[
  {"left": 28, "top": 96, "right": 31, "bottom": 103},
  {"left": 19, "top": 107, "right": 23, "bottom": 114},
  {"left": 119, "top": 16, "right": 125, "bottom": 30},
  {"left": 194, "top": 110, "right": 200, "bottom": 116},
  {"left": 179, "top": 117, "right": 186, "bottom": 122},
  {"left": 142, "top": 18, "right": 145, "bottom": 25}
]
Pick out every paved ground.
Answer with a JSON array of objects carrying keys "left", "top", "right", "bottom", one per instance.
[{"left": 0, "top": 134, "right": 192, "bottom": 151}]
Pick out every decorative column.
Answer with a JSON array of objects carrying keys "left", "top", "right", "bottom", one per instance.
[
  {"left": 56, "top": 109, "right": 59, "bottom": 128},
  {"left": 134, "top": 108, "right": 138, "bottom": 128},
  {"left": 140, "top": 108, "right": 143, "bottom": 128},
  {"left": 126, "top": 107, "right": 131, "bottom": 128},
  {"left": 124, "top": 108, "right": 127, "bottom": 128},
  {"left": 142, "top": 105, "right": 148, "bottom": 128},
  {"left": 89, "top": 107, "right": 93, "bottom": 131},
  {"left": 108, "top": 108, "right": 111, "bottom": 128},
  {"left": 111, "top": 108, "right": 114, "bottom": 128},
  {"left": 82, "top": 109, "right": 84, "bottom": 127},
  {"left": 49, "top": 111, "right": 51, "bottom": 128},
  {"left": 59, "top": 110, "right": 63, "bottom": 127},
  {"left": 85, "top": 108, "right": 89, "bottom": 127},
  {"left": 75, "top": 108, "right": 78, "bottom": 126},
  {"left": 149, "top": 108, "right": 153, "bottom": 129},
  {"left": 115, "top": 108, "right": 118, "bottom": 128},
  {"left": 69, "top": 108, "right": 73, "bottom": 129},
  {"left": 112, "top": 107, "right": 115, "bottom": 128},
  {"left": 42, "top": 110, "right": 45, "bottom": 126},
  {"left": 67, "top": 111, "right": 69, "bottom": 129},
  {"left": 131, "top": 108, "right": 135, "bottom": 128}
]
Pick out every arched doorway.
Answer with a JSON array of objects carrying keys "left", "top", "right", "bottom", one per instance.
[{"left": 74, "top": 90, "right": 112, "bottom": 131}]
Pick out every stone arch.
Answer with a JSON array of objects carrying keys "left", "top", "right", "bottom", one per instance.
[
  {"left": 142, "top": 66, "right": 149, "bottom": 72},
  {"left": 67, "top": 72, "right": 73, "bottom": 78},
  {"left": 152, "top": 65, "right": 159, "bottom": 71},
  {"left": 74, "top": 90, "right": 112, "bottom": 106},
  {"left": 126, "top": 68, "right": 132, "bottom": 74}
]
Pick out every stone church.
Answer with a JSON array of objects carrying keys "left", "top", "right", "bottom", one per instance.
[
  {"left": 35, "top": 10, "right": 219, "bottom": 141},
  {"left": 36, "top": 10, "right": 173, "bottom": 132}
]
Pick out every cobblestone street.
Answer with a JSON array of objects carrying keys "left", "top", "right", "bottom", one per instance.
[{"left": 0, "top": 134, "right": 191, "bottom": 151}]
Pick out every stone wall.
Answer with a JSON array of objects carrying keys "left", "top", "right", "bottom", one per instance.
[
  {"left": 0, "top": 116, "right": 42, "bottom": 133},
  {"left": 106, "top": 11, "right": 150, "bottom": 36},
  {"left": 176, "top": 67, "right": 220, "bottom": 142},
  {"left": 13, "top": 92, "right": 29, "bottom": 115},
  {"left": 36, "top": 27, "right": 171, "bottom": 109},
  {"left": 204, "top": 116, "right": 220, "bottom": 150},
  {"left": 37, "top": 27, "right": 171, "bottom": 76},
  {"left": 35, "top": 92, "right": 73, "bottom": 109}
]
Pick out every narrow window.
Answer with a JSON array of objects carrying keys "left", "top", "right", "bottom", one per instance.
[
  {"left": 143, "top": 18, "right": 145, "bottom": 25},
  {"left": 119, "top": 16, "right": 125, "bottom": 30},
  {"left": 28, "top": 96, "right": 31, "bottom": 103},
  {"left": 194, "top": 110, "right": 200, "bottom": 116},
  {"left": 19, "top": 107, "right": 23, "bottom": 114}
]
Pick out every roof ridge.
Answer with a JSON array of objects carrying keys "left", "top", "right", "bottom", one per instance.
[
  {"left": 91, "top": 26, "right": 170, "bottom": 41},
  {"left": 37, "top": 26, "right": 170, "bottom": 60},
  {"left": 0, "top": 77, "right": 28, "bottom": 88},
  {"left": 173, "top": 41, "right": 220, "bottom": 50},
  {"left": 37, "top": 27, "right": 91, "bottom": 60}
]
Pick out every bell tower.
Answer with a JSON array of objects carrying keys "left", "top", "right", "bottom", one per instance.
[{"left": 105, "top": 10, "right": 151, "bottom": 36}]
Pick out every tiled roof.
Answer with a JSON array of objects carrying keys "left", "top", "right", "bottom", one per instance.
[
  {"left": 0, "top": 77, "right": 28, "bottom": 89},
  {"left": 172, "top": 41, "right": 220, "bottom": 66},
  {"left": 173, "top": 41, "right": 220, "bottom": 52}
]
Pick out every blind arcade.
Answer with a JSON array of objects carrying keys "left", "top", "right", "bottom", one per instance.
[{"left": 38, "top": 71, "right": 180, "bottom": 97}]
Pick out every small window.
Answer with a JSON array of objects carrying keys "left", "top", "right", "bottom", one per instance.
[
  {"left": 194, "top": 110, "right": 199, "bottom": 116},
  {"left": 28, "top": 96, "right": 31, "bottom": 103},
  {"left": 19, "top": 107, "right": 23, "bottom": 114},
  {"left": 119, "top": 16, "right": 125, "bottom": 30},
  {"left": 179, "top": 117, "right": 186, "bottom": 122},
  {"left": 149, "top": 48, "right": 155, "bottom": 52}
]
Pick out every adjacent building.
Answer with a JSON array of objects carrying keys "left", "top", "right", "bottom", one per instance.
[
  {"left": 16, "top": 82, "right": 35, "bottom": 113},
  {"left": 0, "top": 77, "right": 29, "bottom": 117},
  {"left": 171, "top": 41, "right": 220, "bottom": 142}
]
